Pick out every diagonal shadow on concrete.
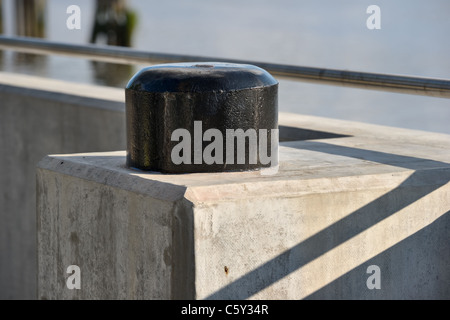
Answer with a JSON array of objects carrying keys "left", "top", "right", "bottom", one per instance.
[
  {"left": 278, "top": 125, "right": 350, "bottom": 142},
  {"left": 293, "top": 140, "right": 449, "bottom": 171},
  {"left": 206, "top": 141, "right": 450, "bottom": 299},
  {"left": 303, "top": 211, "right": 450, "bottom": 300}
]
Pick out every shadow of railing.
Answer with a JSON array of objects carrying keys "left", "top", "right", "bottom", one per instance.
[
  {"left": 278, "top": 125, "right": 350, "bottom": 142},
  {"left": 206, "top": 142, "right": 450, "bottom": 299},
  {"left": 304, "top": 211, "right": 450, "bottom": 299}
]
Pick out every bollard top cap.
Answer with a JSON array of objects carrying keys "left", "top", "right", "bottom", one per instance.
[{"left": 126, "top": 62, "right": 278, "bottom": 93}]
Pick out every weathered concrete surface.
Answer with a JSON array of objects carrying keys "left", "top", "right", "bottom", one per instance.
[
  {"left": 0, "top": 70, "right": 362, "bottom": 299},
  {"left": 37, "top": 120, "right": 450, "bottom": 299},
  {"left": 0, "top": 72, "right": 126, "bottom": 299}
]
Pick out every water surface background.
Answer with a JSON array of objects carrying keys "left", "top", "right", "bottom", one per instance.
[{"left": 1, "top": 0, "right": 449, "bottom": 133}]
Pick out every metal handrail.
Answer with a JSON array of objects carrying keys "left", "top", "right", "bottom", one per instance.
[{"left": 1, "top": 36, "right": 450, "bottom": 98}]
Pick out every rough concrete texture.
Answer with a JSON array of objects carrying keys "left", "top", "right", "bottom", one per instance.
[
  {"left": 37, "top": 116, "right": 450, "bottom": 299},
  {"left": 0, "top": 72, "right": 126, "bottom": 299},
  {"left": 0, "top": 71, "right": 347, "bottom": 299}
]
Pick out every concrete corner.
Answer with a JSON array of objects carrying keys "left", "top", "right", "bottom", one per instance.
[{"left": 37, "top": 116, "right": 450, "bottom": 299}]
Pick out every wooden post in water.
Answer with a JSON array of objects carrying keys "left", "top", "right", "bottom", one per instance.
[
  {"left": 0, "top": 0, "right": 3, "bottom": 35},
  {"left": 15, "top": 0, "right": 45, "bottom": 38},
  {"left": 90, "top": 0, "right": 137, "bottom": 86},
  {"left": 91, "top": 0, "right": 136, "bottom": 47}
]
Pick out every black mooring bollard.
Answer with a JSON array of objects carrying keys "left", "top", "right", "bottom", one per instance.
[{"left": 125, "top": 62, "right": 278, "bottom": 173}]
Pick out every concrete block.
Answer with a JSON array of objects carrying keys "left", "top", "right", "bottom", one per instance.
[
  {"left": 37, "top": 118, "right": 450, "bottom": 299},
  {"left": 0, "top": 72, "right": 125, "bottom": 299}
]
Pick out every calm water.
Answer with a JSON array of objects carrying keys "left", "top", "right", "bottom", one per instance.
[{"left": 1, "top": 0, "right": 449, "bottom": 133}]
